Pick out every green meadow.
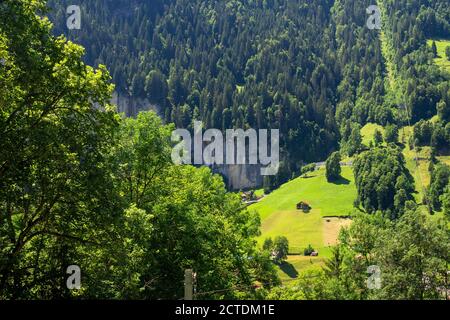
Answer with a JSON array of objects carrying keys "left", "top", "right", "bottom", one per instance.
[
  {"left": 361, "top": 123, "right": 385, "bottom": 147},
  {"left": 249, "top": 167, "right": 357, "bottom": 280},
  {"left": 427, "top": 39, "right": 450, "bottom": 73}
]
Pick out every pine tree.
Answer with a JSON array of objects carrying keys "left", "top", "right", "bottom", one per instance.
[
  {"left": 374, "top": 129, "right": 383, "bottom": 146},
  {"left": 431, "top": 41, "right": 438, "bottom": 57},
  {"left": 326, "top": 151, "right": 342, "bottom": 182}
]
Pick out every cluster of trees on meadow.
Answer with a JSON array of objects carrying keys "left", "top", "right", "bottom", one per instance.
[
  {"left": 262, "top": 236, "right": 289, "bottom": 264},
  {"left": 413, "top": 118, "right": 450, "bottom": 152},
  {"left": 411, "top": 86, "right": 450, "bottom": 214},
  {"left": 353, "top": 147, "right": 415, "bottom": 219}
]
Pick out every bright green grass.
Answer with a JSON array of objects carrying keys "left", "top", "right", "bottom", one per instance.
[
  {"left": 437, "top": 155, "right": 450, "bottom": 167},
  {"left": 250, "top": 167, "right": 356, "bottom": 221},
  {"left": 260, "top": 209, "right": 323, "bottom": 254},
  {"left": 361, "top": 123, "right": 385, "bottom": 147},
  {"left": 254, "top": 189, "right": 265, "bottom": 198},
  {"left": 277, "top": 255, "right": 327, "bottom": 282},
  {"left": 249, "top": 167, "right": 356, "bottom": 277},
  {"left": 399, "top": 126, "right": 431, "bottom": 201},
  {"left": 427, "top": 39, "right": 450, "bottom": 73}
]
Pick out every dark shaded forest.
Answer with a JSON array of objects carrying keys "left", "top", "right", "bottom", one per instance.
[{"left": 47, "top": 0, "right": 450, "bottom": 189}]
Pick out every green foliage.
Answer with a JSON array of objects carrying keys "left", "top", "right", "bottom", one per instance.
[
  {"left": 384, "top": 124, "right": 399, "bottom": 144},
  {"left": 344, "top": 123, "right": 363, "bottom": 157},
  {"left": 440, "top": 184, "right": 450, "bottom": 218},
  {"left": 47, "top": 0, "right": 343, "bottom": 182},
  {"left": 353, "top": 147, "right": 415, "bottom": 218},
  {"left": 262, "top": 236, "right": 289, "bottom": 264},
  {"left": 303, "top": 244, "right": 315, "bottom": 257},
  {"left": 338, "top": 209, "right": 449, "bottom": 300},
  {"left": 266, "top": 270, "right": 331, "bottom": 300},
  {"left": 323, "top": 246, "right": 343, "bottom": 278},
  {"left": 0, "top": 0, "right": 119, "bottom": 299},
  {"left": 145, "top": 70, "right": 168, "bottom": 107},
  {"left": 370, "top": 209, "right": 449, "bottom": 300},
  {"left": 325, "top": 151, "right": 341, "bottom": 182},
  {"left": 332, "top": 0, "right": 390, "bottom": 126},
  {"left": 301, "top": 163, "right": 316, "bottom": 176},
  {"left": 262, "top": 238, "right": 273, "bottom": 251},
  {"left": 271, "top": 209, "right": 449, "bottom": 300},
  {"left": 437, "top": 100, "right": 450, "bottom": 122},
  {"left": 0, "top": 0, "right": 278, "bottom": 299},
  {"left": 427, "top": 39, "right": 450, "bottom": 73},
  {"left": 273, "top": 236, "right": 289, "bottom": 264},
  {"left": 413, "top": 118, "right": 450, "bottom": 153},
  {"left": 2, "top": 0, "right": 449, "bottom": 301},
  {"left": 428, "top": 164, "right": 450, "bottom": 211},
  {"left": 446, "top": 46, "right": 450, "bottom": 61},
  {"left": 431, "top": 41, "right": 438, "bottom": 57},
  {"left": 263, "top": 176, "right": 276, "bottom": 195},
  {"left": 373, "top": 129, "right": 383, "bottom": 147},
  {"left": 46, "top": 0, "right": 449, "bottom": 186},
  {"left": 381, "top": 1, "right": 450, "bottom": 123}
]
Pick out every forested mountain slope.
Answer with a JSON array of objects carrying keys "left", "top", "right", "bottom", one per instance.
[{"left": 47, "top": 0, "right": 449, "bottom": 189}]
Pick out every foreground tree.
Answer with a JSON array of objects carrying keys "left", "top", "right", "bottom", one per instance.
[
  {"left": 0, "top": 0, "right": 119, "bottom": 298},
  {"left": 0, "top": 1, "right": 278, "bottom": 299},
  {"left": 371, "top": 208, "right": 449, "bottom": 299},
  {"left": 270, "top": 208, "right": 449, "bottom": 300},
  {"left": 106, "top": 112, "right": 279, "bottom": 299}
]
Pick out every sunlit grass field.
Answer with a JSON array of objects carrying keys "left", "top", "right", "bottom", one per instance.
[
  {"left": 427, "top": 39, "right": 450, "bottom": 73},
  {"left": 249, "top": 167, "right": 356, "bottom": 281}
]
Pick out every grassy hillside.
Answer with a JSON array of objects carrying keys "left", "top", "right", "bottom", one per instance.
[
  {"left": 249, "top": 166, "right": 356, "bottom": 280},
  {"left": 361, "top": 123, "right": 385, "bottom": 146},
  {"left": 401, "top": 128, "right": 432, "bottom": 203},
  {"left": 427, "top": 39, "right": 450, "bottom": 73},
  {"left": 396, "top": 124, "right": 449, "bottom": 207},
  {"left": 254, "top": 122, "right": 448, "bottom": 282},
  {"left": 251, "top": 167, "right": 356, "bottom": 220}
]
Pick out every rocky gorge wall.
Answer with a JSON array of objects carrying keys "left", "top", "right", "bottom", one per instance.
[{"left": 114, "top": 93, "right": 263, "bottom": 190}]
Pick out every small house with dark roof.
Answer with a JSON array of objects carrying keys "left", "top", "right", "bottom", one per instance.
[{"left": 296, "top": 201, "right": 311, "bottom": 212}]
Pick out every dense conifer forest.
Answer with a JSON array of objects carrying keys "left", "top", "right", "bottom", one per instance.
[{"left": 47, "top": 0, "right": 450, "bottom": 188}]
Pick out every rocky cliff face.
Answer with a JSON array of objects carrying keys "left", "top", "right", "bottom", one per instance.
[
  {"left": 114, "top": 94, "right": 263, "bottom": 190},
  {"left": 111, "top": 92, "right": 161, "bottom": 117},
  {"left": 212, "top": 164, "right": 263, "bottom": 190}
]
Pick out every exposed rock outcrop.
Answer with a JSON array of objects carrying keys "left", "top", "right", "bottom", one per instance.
[
  {"left": 212, "top": 164, "right": 263, "bottom": 190},
  {"left": 111, "top": 91, "right": 161, "bottom": 117}
]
